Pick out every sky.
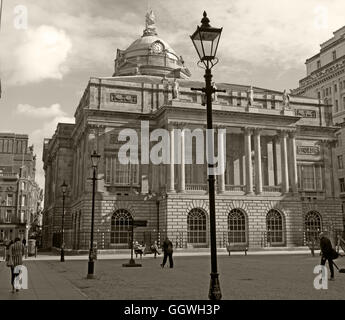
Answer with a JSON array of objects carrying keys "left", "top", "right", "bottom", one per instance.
[{"left": 0, "top": 0, "right": 344, "bottom": 189}]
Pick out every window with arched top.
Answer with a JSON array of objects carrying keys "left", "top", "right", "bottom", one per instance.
[
  {"left": 228, "top": 209, "right": 247, "bottom": 244},
  {"left": 187, "top": 208, "right": 207, "bottom": 244},
  {"left": 111, "top": 209, "right": 133, "bottom": 244},
  {"left": 305, "top": 211, "right": 322, "bottom": 243},
  {"left": 266, "top": 209, "right": 284, "bottom": 245}
]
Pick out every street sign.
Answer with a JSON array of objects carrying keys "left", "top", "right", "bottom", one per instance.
[{"left": 133, "top": 220, "right": 147, "bottom": 227}]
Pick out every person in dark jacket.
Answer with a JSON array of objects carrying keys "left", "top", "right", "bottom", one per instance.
[
  {"left": 319, "top": 232, "right": 338, "bottom": 280},
  {"left": 161, "top": 238, "right": 173, "bottom": 268}
]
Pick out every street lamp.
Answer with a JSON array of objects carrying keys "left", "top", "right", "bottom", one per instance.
[
  {"left": 60, "top": 181, "right": 67, "bottom": 262},
  {"left": 87, "top": 150, "right": 101, "bottom": 279},
  {"left": 190, "top": 11, "right": 223, "bottom": 300}
]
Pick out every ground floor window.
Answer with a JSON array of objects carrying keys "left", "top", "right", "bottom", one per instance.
[
  {"left": 111, "top": 209, "right": 132, "bottom": 245},
  {"left": 187, "top": 208, "right": 207, "bottom": 244},
  {"left": 228, "top": 209, "right": 247, "bottom": 244},
  {"left": 304, "top": 211, "right": 322, "bottom": 243},
  {"left": 266, "top": 209, "right": 284, "bottom": 245}
]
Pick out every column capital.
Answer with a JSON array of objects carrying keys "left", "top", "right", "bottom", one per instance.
[
  {"left": 320, "top": 139, "right": 337, "bottom": 148},
  {"left": 253, "top": 127, "right": 263, "bottom": 136},
  {"left": 242, "top": 127, "right": 254, "bottom": 135},
  {"left": 287, "top": 130, "right": 297, "bottom": 139}
]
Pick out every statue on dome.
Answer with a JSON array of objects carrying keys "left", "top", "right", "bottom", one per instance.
[{"left": 143, "top": 10, "right": 157, "bottom": 36}]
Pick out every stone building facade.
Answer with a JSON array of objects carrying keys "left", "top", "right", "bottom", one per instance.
[
  {"left": 42, "top": 13, "right": 344, "bottom": 250},
  {"left": 0, "top": 133, "right": 42, "bottom": 243},
  {"left": 293, "top": 25, "right": 345, "bottom": 220}
]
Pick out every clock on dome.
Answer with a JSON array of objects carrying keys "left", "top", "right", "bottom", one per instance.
[{"left": 152, "top": 41, "right": 164, "bottom": 54}]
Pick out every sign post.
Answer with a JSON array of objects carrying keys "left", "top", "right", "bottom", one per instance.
[{"left": 122, "top": 220, "right": 147, "bottom": 268}]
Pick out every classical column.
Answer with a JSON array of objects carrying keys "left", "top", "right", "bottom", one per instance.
[
  {"left": 273, "top": 136, "right": 282, "bottom": 186},
  {"left": 280, "top": 131, "right": 289, "bottom": 193},
  {"left": 218, "top": 128, "right": 226, "bottom": 193},
  {"left": 254, "top": 129, "right": 263, "bottom": 194},
  {"left": 267, "top": 139, "right": 275, "bottom": 186},
  {"left": 244, "top": 128, "right": 253, "bottom": 194},
  {"left": 179, "top": 128, "right": 186, "bottom": 193},
  {"left": 288, "top": 131, "right": 298, "bottom": 194},
  {"left": 168, "top": 126, "right": 175, "bottom": 192}
]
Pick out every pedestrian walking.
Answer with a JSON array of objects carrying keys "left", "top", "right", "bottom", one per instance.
[
  {"left": 161, "top": 237, "right": 173, "bottom": 268},
  {"left": 7, "top": 238, "right": 25, "bottom": 292},
  {"left": 319, "top": 232, "right": 339, "bottom": 281}
]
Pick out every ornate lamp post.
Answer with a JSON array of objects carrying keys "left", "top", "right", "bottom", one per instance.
[
  {"left": 190, "top": 11, "right": 223, "bottom": 300},
  {"left": 87, "top": 150, "right": 101, "bottom": 279},
  {"left": 60, "top": 181, "right": 67, "bottom": 262}
]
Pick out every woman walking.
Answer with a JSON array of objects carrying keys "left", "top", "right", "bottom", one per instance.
[{"left": 7, "top": 238, "right": 24, "bottom": 292}]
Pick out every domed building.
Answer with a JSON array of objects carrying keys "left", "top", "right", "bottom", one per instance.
[
  {"left": 113, "top": 11, "right": 191, "bottom": 79},
  {"left": 42, "top": 11, "right": 343, "bottom": 252}
]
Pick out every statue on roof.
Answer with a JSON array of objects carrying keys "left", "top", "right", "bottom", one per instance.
[
  {"left": 143, "top": 10, "right": 158, "bottom": 36},
  {"left": 282, "top": 89, "right": 290, "bottom": 109},
  {"left": 247, "top": 86, "right": 254, "bottom": 106}
]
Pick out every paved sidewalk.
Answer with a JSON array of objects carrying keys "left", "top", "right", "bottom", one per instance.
[
  {"left": 3, "top": 248, "right": 317, "bottom": 262},
  {"left": 0, "top": 260, "right": 87, "bottom": 300}
]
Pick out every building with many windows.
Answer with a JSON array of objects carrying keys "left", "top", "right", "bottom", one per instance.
[
  {"left": 293, "top": 25, "right": 345, "bottom": 220},
  {"left": 42, "top": 12, "right": 344, "bottom": 250},
  {"left": 0, "top": 133, "right": 42, "bottom": 243}
]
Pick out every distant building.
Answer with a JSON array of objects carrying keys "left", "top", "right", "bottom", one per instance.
[
  {"left": 293, "top": 25, "right": 345, "bottom": 221},
  {"left": 42, "top": 12, "right": 343, "bottom": 250},
  {"left": 0, "top": 133, "right": 42, "bottom": 243}
]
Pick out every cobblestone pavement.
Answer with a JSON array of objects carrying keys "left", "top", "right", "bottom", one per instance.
[{"left": 2, "top": 254, "right": 342, "bottom": 300}]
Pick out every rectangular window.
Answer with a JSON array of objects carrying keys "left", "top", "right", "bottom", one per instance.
[
  {"left": 0, "top": 139, "right": 3, "bottom": 152},
  {"left": 335, "top": 84, "right": 338, "bottom": 92},
  {"left": 317, "top": 92, "right": 321, "bottom": 100},
  {"left": 332, "top": 50, "right": 337, "bottom": 61},
  {"left": 6, "top": 194, "right": 13, "bottom": 206},
  {"left": 335, "top": 100, "right": 339, "bottom": 113},
  {"left": 340, "top": 178, "right": 345, "bottom": 193},
  {"left": 105, "top": 156, "right": 139, "bottom": 185},
  {"left": 5, "top": 210, "right": 12, "bottom": 223},
  {"left": 338, "top": 155, "right": 344, "bottom": 169},
  {"left": 300, "top": 165, "right": 323, "bottom": 191},
  {"left": 302, "top": 166, "right": 315, "bottom": 190},
  {"left": 21, "top": 195, "right": 27, "bottom": 207},
  {"left": 317, "top": 60, "right": 321, "bottom": 69}
]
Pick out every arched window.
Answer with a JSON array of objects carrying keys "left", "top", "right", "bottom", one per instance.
[
  {"left": 228, "top": 209, "right": 247, "bottom": 244},
  {"left": 305, "top": 211, "right": 322, "bottom": 243},
  {"left": 266, "top": 209, "right": 284, "bottom": 245},
  {"left": 111, "top": 209, "right": 133, "bottom": 245},
  {"left": 187, "top": 208, "right": 207, "bottom": 244}
]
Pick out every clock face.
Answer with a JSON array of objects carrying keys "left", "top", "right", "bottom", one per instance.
[{"left": 152, "top": 41, "right": 164, "bottom": 53}]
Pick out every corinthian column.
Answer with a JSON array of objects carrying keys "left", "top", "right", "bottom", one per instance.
[
  {"left": 243, "top": 127, "right": 253, "bottom": 194},
  {"left": 254, "top": 128, "right": 263, "bottom": 194},
  {"left": 280, "top": 130, "right": 289, "bottom": 193},
  {"left": 288, "top": 131, "right": 298, "bottom": 194}
]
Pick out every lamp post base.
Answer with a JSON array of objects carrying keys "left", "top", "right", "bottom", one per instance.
[
  {"left": 60, "top": 249, "right": 65, "bottom": 262},
  {"left": 122, "top": 259, "right": 142, "bottom": 268},
  {"left": 87, "top": 260, "right": 95, "bottom": 279},
  {"left": 208, "top": 273, "right": 222, "bottom": 300}
]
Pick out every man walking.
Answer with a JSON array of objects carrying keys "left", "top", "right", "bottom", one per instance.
[
  {"left": 161, "top": 237, "right": 173, "bottom": 268},
  {"left": 319, "top": 232, "right": 338, "bottom": 281}
]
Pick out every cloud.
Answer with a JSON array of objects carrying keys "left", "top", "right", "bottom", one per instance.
[
  {"left": 15, "top": 103, "right": 66, "bottom": 118},
  {"left": 2, "top": 25, "right": 72, "bottom": 85}
]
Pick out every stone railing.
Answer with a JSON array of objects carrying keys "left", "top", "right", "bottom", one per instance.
[
  {"left": 225, "top": 185, "right": 245, "bottom": 192},
  {"left": 185, "top": 184, "right": 208, "bottom": 192},
  {"left": 263, "top": 186, "right": 282, "bottom": 193}
]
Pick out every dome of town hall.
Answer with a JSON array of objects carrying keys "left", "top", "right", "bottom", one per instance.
[{"left": 113, "top": 11, "right": 191, "bottom": 79}]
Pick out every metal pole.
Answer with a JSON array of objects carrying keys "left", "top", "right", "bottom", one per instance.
[
  {"left": 87, "top": 167, "right": 96, "bottom": 278},
  {"left": 130, "top": 221, "right": 134, "bottom": 263},
  {"left": 205, "top": 67, "right": 222, "bottom": 300},
  {"left": 60, "top": 193, "right": 65, "bottom": 262}
]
